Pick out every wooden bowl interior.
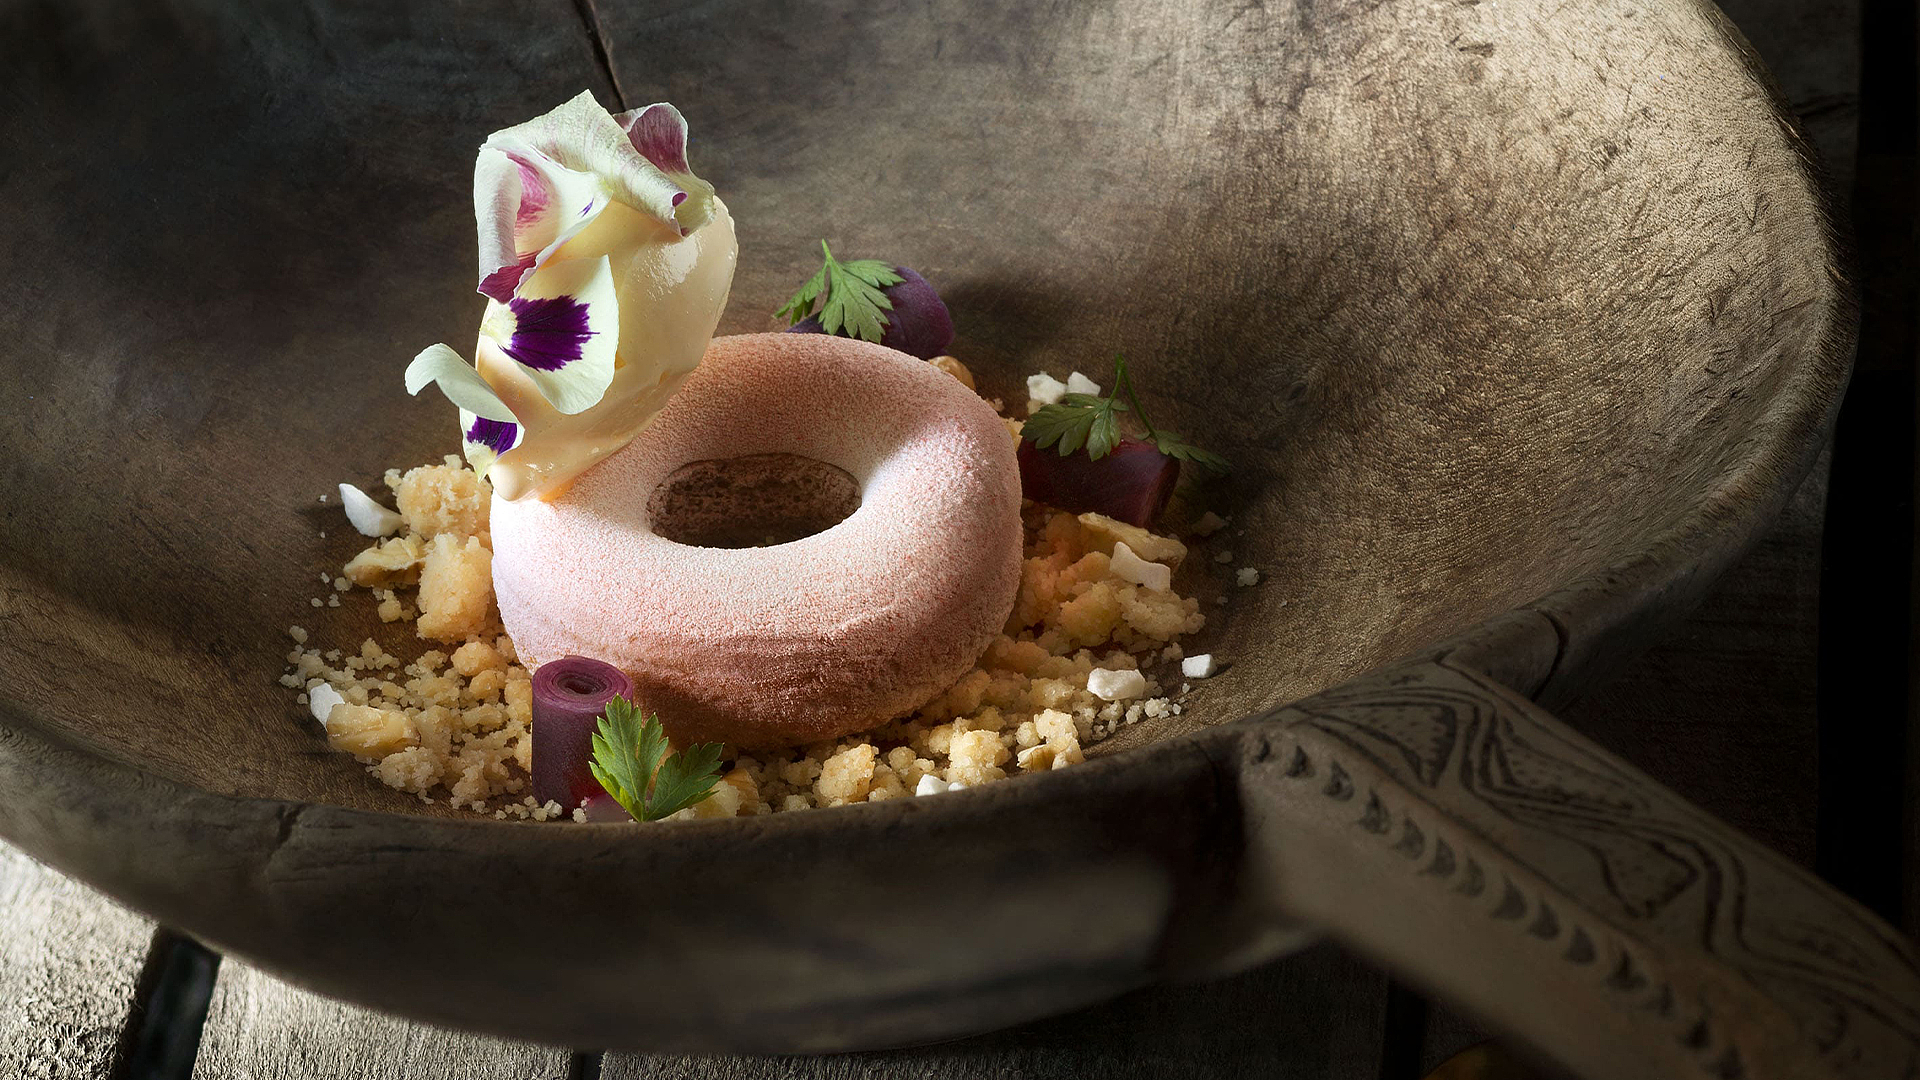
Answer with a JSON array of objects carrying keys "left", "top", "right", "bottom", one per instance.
[{"left": 0, "top": 0, "right": 1835, "bottom": 814}]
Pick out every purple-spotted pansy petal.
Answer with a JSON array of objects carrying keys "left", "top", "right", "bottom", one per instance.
[
  {"left": 473, "top": 150, "right": 528, "bottom": 303},
  {"left": 480, "top": 255, "right": 619, "bottom": 415},
  {"left": 459, "top": 407, "right": 522, "bottom": 479},
  {"left": 613, "top": 102, "right": 716, "bottom": 237},
  {"left": 473, "top": 145, "right": 609, "bottom": 303},
  {"left": 484, "top": 91, "right": 713, "bottom": 245},
  {"left": 617, "top": 103, "right": 690, "bottom": 173},
  {"left": 404, "top": 344, "right": 517, "bottom": 422}
]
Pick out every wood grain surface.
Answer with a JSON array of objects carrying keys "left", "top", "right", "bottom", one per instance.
[
  {"left": 603, "top": 943, "right": 1388, "bottom": 1080},
  {"left": 193, "top": 962, "right": 571, "bottom": 1080},
  {"left": 1412, "top": 0, "right": 1864, "bottom": 1060},
  {"left": 0, "top": 845, "right": 157, "bottom": 1079}
]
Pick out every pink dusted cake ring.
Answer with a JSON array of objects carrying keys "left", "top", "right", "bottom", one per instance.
[{"left": 490, "top": 332, "right": 1024, "bottom": 749}]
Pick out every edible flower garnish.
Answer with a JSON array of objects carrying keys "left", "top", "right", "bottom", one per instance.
[
  {"left": 407, "top": 254, "right": 621, "bottom": 420},
  {"left": 1023, "top": 354, "right": 1232, "bottom": 474},
  {"left": 402, "top": 92, "right": 737, "bottom": 501},
  {"left": 459, "top": 409, "right": 522, "bottom": 481},
  {"left": 589, "top": 697, "right": 726, "bottom": 823},
  {"left": 476, "top": 93, "right": 715, "bottom": 302},
  {"left": 776, "top": 243, "right": 955, "bottom": 358}
]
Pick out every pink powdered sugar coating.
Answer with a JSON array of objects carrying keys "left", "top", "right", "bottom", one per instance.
[{"left": 490, "top": 332, "right": 1024, "bottom": 749}]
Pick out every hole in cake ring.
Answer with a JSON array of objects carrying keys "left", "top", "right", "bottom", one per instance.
[
  {"left": 491, "top": 332, "right": 1025, "bottom": 749},
  {"left": 647, "top": 453, "right": 862, "bottom": 549}
]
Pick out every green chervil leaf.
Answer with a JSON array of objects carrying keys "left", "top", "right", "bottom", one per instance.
[
  {"left": 773, "top": 263, "right": 828, "bottom": 326},
  {"left": 775, "top": 241, "right": 904, "bottom": 344},
  {"left": 1152, "top": 432, "right": 1232, "bottom": 474},
  {"left": 647, "top": 740, "right": 726, "bottom": 819},
  {"left": 586, "top": 696, "right": 650, "bottom": 819},
  {"left": 1020, "top": 353, "right": 1232, "bottom": 473},
  {"left": 1022, "top": 392, "right": 1127, "bottom": 460},
  {"left": 588, "top": 697, "right": 725, "bottom": 822}
]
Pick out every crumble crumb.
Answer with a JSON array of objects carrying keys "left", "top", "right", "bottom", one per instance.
[
  {"left": 417, "top": 534, "right": 494, "bottom": 641},
  {"left": 815, "top": 744, "right": 878, "bottom": 806},
  {"left": 1191, "top": 512, "right": 1229, "bottom": 537},
  {"left": 393, "top": 459, "right": 491, "bottom": 544},
  {"left": 930, "top": 355, "right": 976, "bottom": 391}
]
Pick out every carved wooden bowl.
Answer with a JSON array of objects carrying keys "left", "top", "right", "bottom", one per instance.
[{"left": 1, "top": 1, "right": 1913, "bottom": 1077}]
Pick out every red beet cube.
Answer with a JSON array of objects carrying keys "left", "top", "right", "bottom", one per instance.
[{"left": 1016, "top": 437, "right": 1180, "bottom": 526}]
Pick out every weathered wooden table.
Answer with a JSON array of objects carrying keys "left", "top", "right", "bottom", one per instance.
[{"left": 2, "top": 0, "right": 1900, "bottom": 1076}]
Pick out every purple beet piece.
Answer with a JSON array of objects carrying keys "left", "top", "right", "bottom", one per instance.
[
  {"left": 1017, "top": 437, "right": 1181, "bottom": 527},
  {"left": 531, "top": 655, "right": 634, "bottom": 810},
  {"left": 786, "top": 266, "right": 954, "bottom": 359}
]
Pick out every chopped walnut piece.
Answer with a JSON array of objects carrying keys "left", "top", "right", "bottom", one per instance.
[
  {"left": 342, "top": 535, "right": 427, "bottom": 588},
  {"left": 929, "top": 355, "right": 976, "bottom": 391},
  {"left": 323, "top": 703, "right": 419, "bottom": 760},
  {"left": 1077, "top": 512, "right": 1187, "bottom": 568}
]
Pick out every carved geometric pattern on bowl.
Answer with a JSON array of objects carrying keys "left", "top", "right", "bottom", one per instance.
[{"left": 1253, "top": 659, "right": 1920, "bottom": 1080}]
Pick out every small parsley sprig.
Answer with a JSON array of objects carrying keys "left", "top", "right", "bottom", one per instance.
[
  {"left": 1022, "top": 389, "right": 1127, "bottom": 459},
  {"left": 775, "top": 240, "right": 904, "bottom": 344},
  {"left": 588, "top": 696, "right": 725, "bottom": 822},
  {"left": 1022, "top": 354, "right": 1232, "bottom": 473}
]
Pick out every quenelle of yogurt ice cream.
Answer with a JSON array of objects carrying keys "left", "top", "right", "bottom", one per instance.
[{"left": 405, "top": 91, "right": 738, "bottom": 501}]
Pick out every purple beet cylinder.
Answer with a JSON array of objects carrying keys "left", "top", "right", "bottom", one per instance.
[{"left": 531, "top": 656, "right": 633, "bottom": 809}]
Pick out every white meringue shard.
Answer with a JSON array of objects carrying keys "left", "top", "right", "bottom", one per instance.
[
  {"left": 337, "top": 483, "right": 403, "bottom": 538},
  {"left": 307, "top": 683, "right": 347, "bottom": 725}
]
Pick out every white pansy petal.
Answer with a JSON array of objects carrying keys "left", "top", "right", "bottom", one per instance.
[
  {"left": 404, "top": 344, "right": 517, "bottom": 422},
  {"left": 474, "top": 145, "right": 611, "bottom": 302},
  {"left": 484, "top": 91, "right": 709, "bottom": 240},
  {"left": 486, "top": 255, "right": 619, "bottom": 415},
  {"left": 613, "top": 102, "right": 716, "bottom": 235},
  {"left": 473, "top": 149, "right": 531, "bottom": 302},
  {"left": 458, "top": 408, "right": 521, "bottom": 480}
]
